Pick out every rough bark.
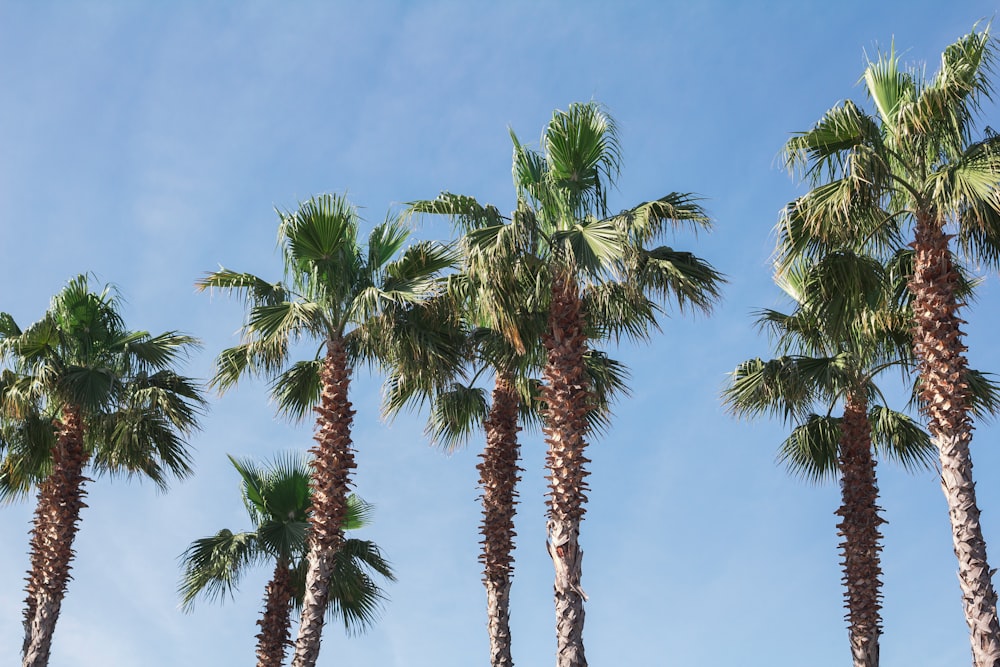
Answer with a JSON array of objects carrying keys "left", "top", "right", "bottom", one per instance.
[
  {"left": 910, "top": 218, "right": 1000, "bottom": 667},
  {"left": 255, "top": 557, "right": 294, "bottom": 667},
  {"left": 22, "top": 404, "right": 88, "bottom": 667},
  {"left": 836, "top": 391, "right": 883, "bottom": 667},
  {"left": 542, "top": 273, "right": 591, "bottom": 667},
  {"left": 291, "top": 338, "right": 356, "bottom": 667},
  {"left": 480, "top": 372, "right": 522, "bottom": 667}
]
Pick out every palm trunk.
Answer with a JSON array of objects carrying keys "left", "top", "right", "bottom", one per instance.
[
  {"left": 22, "top": 404, "right": 88, "bottom": 667},
  {"left": 911, "top": 218, "right": 1000, "bottom": 667},
  {"left": 291, "top": 338, "right": 356, "bottom": 667},
  {"left": 255, "top": 556, "right": 294, "bottom": 667},
  {"left": 837, "top": 391, "right": 883, "bottom": 667},
  {"left": 542, "top": 272, "right": 591, "bottom": 667},
  {"left": 480, "top": 371, "right": 522, "bottom": 667}
]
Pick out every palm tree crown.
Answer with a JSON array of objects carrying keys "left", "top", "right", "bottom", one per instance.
[{"left": 179, "top": 453, "right": 393, "bottom": 667}]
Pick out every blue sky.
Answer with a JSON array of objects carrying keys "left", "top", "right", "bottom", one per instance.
[{"left": 2, "top": 2, "right": 1000, "bottom": 666}]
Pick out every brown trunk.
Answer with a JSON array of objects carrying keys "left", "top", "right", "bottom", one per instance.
[
  {"left": 836, "top": 391, "right": 883, "bottom": 667},
  {"left": 22, "top": 404, "right": 88, "bottom": 667},
  {"left": 480, "top": 372, "right": 521, "bottom": 667},
  {"left": 542, "top": 272, "right": 591, "bottom": 667},
  {"left": 910, "top": 218, "right": 1000, "bottom": 667},
  {"left": 291, "top": 338, "right": 356, "bottom": 667},
  {"left": 255, "top": 556, "right": 294, "bottom": 667}
]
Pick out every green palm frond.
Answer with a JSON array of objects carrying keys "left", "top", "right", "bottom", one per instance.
[
  {"left": 868, "top": 405, "right": 935, "bottom": 472},
  {"left": 784, "top": 100, "right": 885, "bottom": 179},
  {"left": 510, "top": 129, "right": 547, "bottom": 202},
  {"left": 129, "top": 370, "right": 206, "bottom": 434},
  {"left": 582, "top": 282, "right": 658, "bottom": 343},
  {"left": 279, "top": 194, "right": 360, "bottom": 271},
  {"left": 0, "top": 412, "right": 56, "bottom": 503},
  {"left": 0, "top": 312, "right": 23, "bottom": 340},
  {"left": 635, "top": 246, "right": 724, "bottom": 314},
  {"left": 584, "top": 350, "right": 630, "bottom": 435},
  {"left": 724, "top": 356, "right": 819, "bottom": 423},
  {"left": 563, "top": 217, "right": 626, "bottom": 275},
  {"left": 609, "top": 194, "right": 712, "bottom": 246},
  {"left": 544, "top": 101, "right": 621, "bottom": 218},
  {"left": 248, "top": 301, "right": 327, "bottom": 342},
  {"left": 966, "top": 368, "right": 1000, "bottom": 420},
  {"left": 196, "top": 270, "right": 288, "bottom": 308},
  {"left": 425, "top": 382, "right": 489, "bottom": 452},
  {"left": 777, "top": 414, "right": 841, "bottom": 483},
  {"left": 123, "top": 332, "right": 200, "bottom": 373},
  {"left": 409, "top": 194, "right": 506, "bottom": 234},
  {"left": 178, "top": 529, "right": 262, "bottom": 610},
  {"left": 89, "top": 407, "right": 193, "bottom": 486},
  {"left": 864, "top": 44, "right": 914, "bottom": 129},
  {"left": 271, "top": 359, "right": 323, "bottom": 423}
]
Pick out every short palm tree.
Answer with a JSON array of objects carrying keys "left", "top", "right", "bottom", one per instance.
[
  {"left": 179, "top": 453, "right": 394, "bottom": 667},
  {"left": 781, "top": 27, "right": 1000, "bottom": 664},
  {"left": 725, "top": 250, "right": 936, "bottom": 667},
  {"left": 414, "top": 102, "right": 723, "bottom": 666},
  {"left": 197, "top": 193, "right": 456, "bottom": 667},
  {"left": 0, "top": 274, "right": 204, "bottom": 667}
]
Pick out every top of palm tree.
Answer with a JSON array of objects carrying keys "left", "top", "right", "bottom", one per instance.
[
  {"left": 197, "top": 193, "right": 461, "bottom": 422},
  {"left": 777, "top": 24, "right": 1000, "bottom": 268}
]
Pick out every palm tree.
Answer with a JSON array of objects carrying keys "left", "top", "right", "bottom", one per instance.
[
  {"left": 725, "top": 250, "right": 938, "bottom": 667},
  {"left": 179, "top": 453, "right": 394, "bottom": 667},
  {"left": 383, "top": 256, "right": 629, "bottom": 666},
  {"left": 197, "top": 193, "right": 456, "bottom": 667},
  {"left": 413, "top": 103, "right": 723, "bottom": 666},
  {"left": 0, "top": 274, "right": 205, "bottom": 667},
  {"left": 781, "top": 27, "right": 1000, "bottom": 665}
]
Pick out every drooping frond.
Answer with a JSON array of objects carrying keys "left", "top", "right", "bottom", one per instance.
[
  {"left": 867, "top": 405, "right": 935, "bottom": 472},
  {"left": 777, "top": 414, "right": 841, "bottom": 483},
  {"left": 178, "top": 529, "right": 262, "bottom": 610}
]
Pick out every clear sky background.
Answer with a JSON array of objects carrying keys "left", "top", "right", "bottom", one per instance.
[{"left": 3, "top": 2, "right": 1000, "bottom": 666}]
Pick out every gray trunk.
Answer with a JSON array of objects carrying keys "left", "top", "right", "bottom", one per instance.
[
  {"left": 938, "top": 430, "right": 1000, "bottom": 667},
  {"left": 547, "top": 517, "right": 586, "bottom": 667},
  {"left": 290, "top": 548, "right": 335, "bottom": 667},
  {"left": 486, "top": 576, "right": 514, "bottom": 667}
]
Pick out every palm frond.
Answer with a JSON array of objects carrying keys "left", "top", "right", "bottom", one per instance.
[
  {"left": 868, "top": 405, "right": 936, "bottom": 472},
  {"left": 178, "top": 529, "right": 262, "bottom": 611},
  {"left": 776, "top": 414, "right": 841, "bottom": 483},
  {"left": 271, "top": 359, "right": 323, "bottom": 423}
]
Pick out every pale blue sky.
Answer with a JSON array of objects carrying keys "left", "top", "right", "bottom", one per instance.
[{"left": 2, "top": 2, "right": 1000, "bottom": 666}]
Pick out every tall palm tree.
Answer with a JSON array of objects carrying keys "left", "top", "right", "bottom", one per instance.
[
  {"left": 383, "top": 256, "right": 629, "bottom": 666},
  {"left": 197, "top": 193, "right": 456, "bottom": 667},
  {"left": 414, "top": 103, "right": 723, "bottom": 666},
  {"left": 179, "top": 453, "right": 394, "bottom": 667},
  {"left": 725, "top": 250, "right": 938, "bottom": 667},
  {"left": 781, "top": 27, "right": 1000, "bottom": 665},
  {"left": 0, "top": 274, "right": 205, "bottom": 667}
]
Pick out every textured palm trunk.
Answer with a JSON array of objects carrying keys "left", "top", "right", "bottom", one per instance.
[
  {"left": 836, "top": 391, "right": 883, "bottom": 667},
  {"left": 480, "top": 371, "right": 522, "bottom": 667},
  {"left": 291, "top": 338, "right": 357, "bottom": 667},
  {"left": 22, "top": 404, "right": 88, "bottom": 667},
  {"left": 255, "top": 556, "right": 294, "bottom": 667},
  {"left": 911, "top": 218, "right": 1000, "bottom": 667},
  {"left": 542, "top": 272, "right": 591, "bottom": 667}
]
